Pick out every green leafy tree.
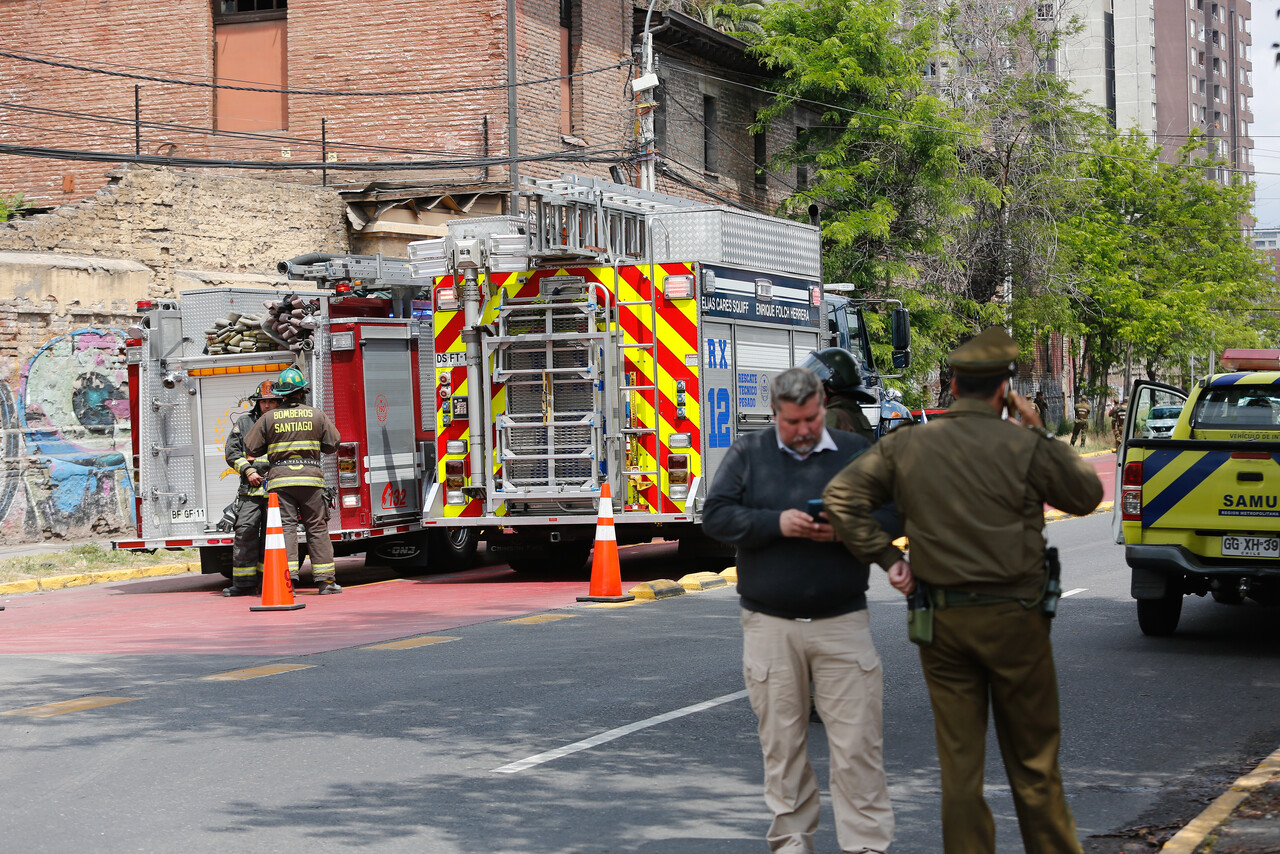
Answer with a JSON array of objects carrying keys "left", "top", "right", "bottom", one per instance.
[
  {"left": 1061, "top": 130, "right": 1276, "bottom": 401},
  {"left": 748, "top": 0, "right": 970, "bottom": 292},
  {"left": 745, "top": 0, "right": 975, "bottom": 402}
]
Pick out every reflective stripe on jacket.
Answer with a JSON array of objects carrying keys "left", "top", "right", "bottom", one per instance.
[{"left": 242, "top": 402, "right": 340, "bottom": 491}]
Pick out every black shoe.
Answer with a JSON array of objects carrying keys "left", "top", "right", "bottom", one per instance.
[
  {"left": 289, "top": 572, "right": 300, "bottom": 584},
  {"left": 222, "top": 586, "right": 259, "bottom": 598},
  {"left": 316, "top": 581, "right": 342, "bottom": 595}
]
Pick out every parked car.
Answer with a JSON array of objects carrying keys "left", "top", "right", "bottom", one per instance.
[{"left": 1143, "top": 404, "right": 1183, "bottom": 438}]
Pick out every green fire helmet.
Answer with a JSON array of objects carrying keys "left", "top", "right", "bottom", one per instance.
[
  {"left": 800, "top": 348, "right": 877, "bottom": 404},
  {"left": 271, "top": 366, "right": 309, "bottom": 396}
]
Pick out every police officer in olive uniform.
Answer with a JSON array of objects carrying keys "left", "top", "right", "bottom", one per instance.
[
  {"left": 822, "top": 327, "right": 1103, "bottom": 854},
  {"left": 221, "top": 380, "right": 282, "bottom": 597},
  {"left": 1069, "top": 399, "right": 1091, "bottom": 447},
  {"left": 801, "top": 348, "right": 877, "bottom": 444},
  {"left": 244, "top": 367, "right": 342, "bottom": 593}
]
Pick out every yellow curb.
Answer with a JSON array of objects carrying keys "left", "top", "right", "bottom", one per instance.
[
  {"left": 677, "top": 571, "right": 729, "bottom": 592},
  {"left": 0, "top": 562, "right": 198, "bottom": 596},
  {"left": 1080, "top": 449, "right": 1116, "bottom": 458},
  {"left": 1160, "top": 744, "right": 1280, "bottom": 853},
  {"left": 0, "top": 579, "right": 39, "bottom": 595},
  {"left": 720, "top": 566, "right": 738, "bottom": 584},
  {"left": 1044, "top": 501, "right": 1113, "bottom": 524},
  {"left": 628, "top": 579, "right": 686, "bottom": 600}
]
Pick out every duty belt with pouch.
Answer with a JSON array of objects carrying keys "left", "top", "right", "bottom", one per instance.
[{"left": 907, "top": 579, "right": 933, "bottom": 646}]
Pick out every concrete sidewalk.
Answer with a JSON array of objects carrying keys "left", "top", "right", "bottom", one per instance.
[{"left": 1160, "top": 746, "right": 1280, "bottom": 853}]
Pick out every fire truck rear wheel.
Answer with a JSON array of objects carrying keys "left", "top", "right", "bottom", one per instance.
[{"left": 428, "top": 528, "right": 477, "bottom": 571}]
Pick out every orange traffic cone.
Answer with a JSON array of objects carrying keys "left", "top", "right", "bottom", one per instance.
[
  {"left": 578, "top": 483, "right": 634, "bottom": 603},
  {"left": 251, "top": 493, "right": 305, "bottom": 612}
]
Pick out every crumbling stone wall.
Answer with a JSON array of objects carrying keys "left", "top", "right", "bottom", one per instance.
[{"left": 0, "top": 165, "right": 348, "bottom": 544}]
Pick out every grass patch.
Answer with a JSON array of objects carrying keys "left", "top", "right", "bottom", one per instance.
[{"left": 0, "top": 544, "right": 198, "bottom": 583}]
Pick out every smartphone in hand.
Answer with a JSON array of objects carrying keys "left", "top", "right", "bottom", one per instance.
[{"left": 806, "top": 499, "right": 825, "bottom": 520}]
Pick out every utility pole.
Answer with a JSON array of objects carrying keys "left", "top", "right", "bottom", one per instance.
[{"left": 635, "top": 0, "right": 662, "bottom": 191}]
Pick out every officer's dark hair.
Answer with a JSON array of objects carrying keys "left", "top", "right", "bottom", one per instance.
[
  {"left": 771, "top": 367, "right": 822, "bottom": 413},
  {"left": 954, "top": 373, "right": 1008, "bottom": 399}
]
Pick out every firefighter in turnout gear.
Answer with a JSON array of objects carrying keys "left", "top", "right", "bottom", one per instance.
[
  {"left": 243, "top": 366, "right": 342, "bottom": 593},
  {"left": 221, "top": 380, "right": 282, "bottom": 597},
  {"left": 801, "top": 347, "right": 877, "bottom": 444}
]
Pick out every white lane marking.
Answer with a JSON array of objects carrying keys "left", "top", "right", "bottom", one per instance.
[
  {"left": 1062, "top": 588, "right": 1087, "bottom": 598},
  {"left": 491, "top": 689, "right": 749, "bottom": 774}
]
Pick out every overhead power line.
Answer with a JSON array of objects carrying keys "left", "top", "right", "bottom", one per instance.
[
  {"left": 0, "top": 141, "right": 630, "bottom": 171},
  {"left": 0, "top": 49, "right": 630, "bottom": 97}
]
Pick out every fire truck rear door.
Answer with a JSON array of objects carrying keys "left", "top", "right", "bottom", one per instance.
[{"left": 358, "top": 324, "right": 421, "bottom": 521}]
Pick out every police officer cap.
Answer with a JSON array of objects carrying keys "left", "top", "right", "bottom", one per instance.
[{"left": 947, "top": 327, "right": 1019, "bottom": 378}]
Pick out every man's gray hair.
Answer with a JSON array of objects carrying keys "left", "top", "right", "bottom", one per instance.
[{"left": 771, "top": 367, "right": 822, "bottom": 412}]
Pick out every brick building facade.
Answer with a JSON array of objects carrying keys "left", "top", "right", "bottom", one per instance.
[{"left": 0, "top": 3, "right": 803, "bottom": 545}]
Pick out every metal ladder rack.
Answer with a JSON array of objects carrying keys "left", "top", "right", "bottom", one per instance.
[
  {"left": 483, "top": 289, "right": 608, "bottom": 509},
  {"left": 519, "top": 175, "right": 698, "bottom": 264}
]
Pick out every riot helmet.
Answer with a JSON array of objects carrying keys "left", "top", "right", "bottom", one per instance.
[{"left": 801, "top": 348, "right": 876, "bottom": 404}]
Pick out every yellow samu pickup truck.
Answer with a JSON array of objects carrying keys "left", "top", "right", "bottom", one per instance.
[{"left": 1114, "top": 349, "right": 1280, "bottom": 635}]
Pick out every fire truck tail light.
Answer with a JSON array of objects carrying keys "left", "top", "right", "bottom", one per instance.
[
  {"left": 669, "top": 432, "right": 692, "bottom": 449},
  {"left": 337, "top": 443, "right": 359, "bottom": 487},
  {"left": 436, "top": 286, "right": 461, "bottom": 311},
  {"left": 136, "top": 300, "right": 153, "bottom": 311},
  {"left": 1122, "top": 461, "right": 1143, "bottom": 487},
  {"left": 341, "top": 493, "right": 360, "bottom": 508},
  {"left": 664, "top": 275, "right": 694, "bottom": 299},
  {"left": 446, "top": 490, "right": 466, "bottom": 505},
  {"left": 335, "top": 282, "right": 352, "bottom": 294},
  {"left": 669, "top": 485, "right": 689, "bottom": 500},
  {"left": 445, "top": 459, "right": 465, "bottom": 489},
  {"left": 668, "top": 454, "right": 689, "bottom": 484},
  {"left": 446, "top": 440, "right": 466, "bottom": 455}
]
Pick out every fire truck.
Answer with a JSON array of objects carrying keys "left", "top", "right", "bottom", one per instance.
[
  {"left": 114, "top": 256, "right": 476, "bottom": 576},
  {"left": 407, "top": 175, "right": 910, "bottom": 573}
]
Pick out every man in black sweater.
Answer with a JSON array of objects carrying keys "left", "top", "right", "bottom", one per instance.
[{"left": 703, "top": 367, "right": 893, "bottom": 854}]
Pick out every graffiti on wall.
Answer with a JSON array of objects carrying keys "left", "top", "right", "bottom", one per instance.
[{"left": 0, "top": 328, "right": 135, "bottom": 542}]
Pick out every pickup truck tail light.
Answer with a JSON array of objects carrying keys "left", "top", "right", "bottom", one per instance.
[{"left": 1121, "top": 461, "right": 1143, "bottom": 521}]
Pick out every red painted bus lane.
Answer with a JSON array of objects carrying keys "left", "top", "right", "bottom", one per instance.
[{"left": 0, "top": 565, "right": 596, "bottom": 657}]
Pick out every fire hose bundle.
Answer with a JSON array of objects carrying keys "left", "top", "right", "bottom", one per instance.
[
  {"left": 260, "top": 294, "right": 321, "bottom": 352},
  {"left": 203, "top": 313, "right": 278, "bottom": 355}
]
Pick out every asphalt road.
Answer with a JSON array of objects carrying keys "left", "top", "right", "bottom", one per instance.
[{"left": 1, "top": 513, "right": 1277, "bottom": 853}]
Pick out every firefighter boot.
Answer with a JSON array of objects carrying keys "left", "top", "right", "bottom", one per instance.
[
  {"left": 222, "top": 583, "right": 260, "bottom": 597},
  {"left": 316, "top": 581, "right": 342, "bottom": 595}
]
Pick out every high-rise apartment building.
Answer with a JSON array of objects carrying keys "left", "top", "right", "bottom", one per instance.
[{"left": 1061, "top": 0, "right": 1253, "bottom": 177}]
